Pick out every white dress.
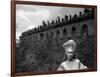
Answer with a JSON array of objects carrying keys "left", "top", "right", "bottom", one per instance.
[{"left": 57, "top": 59, "right": 87, "bottom": 71}]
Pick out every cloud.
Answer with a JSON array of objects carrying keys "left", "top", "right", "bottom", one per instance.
[
  {"left": 27, "top": 25, "right": 36, "bottom": 30},
  {"left": 16, "top": 4, "right": 84, "bottom": 40},
  {"left": 16, "top": 32, "right": 21, "bottom": 40},
  {"left": 16, "top": 5, "right": 51, "bottom": 34}
]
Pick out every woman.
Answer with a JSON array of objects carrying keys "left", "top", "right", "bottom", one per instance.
[{"left": 57, "top": 39, "right": 87, "bottom": 71}]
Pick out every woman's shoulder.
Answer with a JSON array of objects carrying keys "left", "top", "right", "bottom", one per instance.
[
  {"left": 60, "top": 61, "right": 67, "bottom": 66},
  {"left": 75, "top": 59, "right": 80, "bottom": 63}
]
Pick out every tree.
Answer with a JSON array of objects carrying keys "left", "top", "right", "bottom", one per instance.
[
  {"left": 84, "top": 8, "right": 90, "bottom": 14},
  {"left": 57, "top": 16, "right": 60, "bottom": 23},
  {"left": 65, "top": 15, "right": 68, "bottom": 20},
  {"left": 79, "top": 11, "right": 82, "bottom": 16},
  {"left": 42, "top": 21, "right": 47, "bottom": 26}
]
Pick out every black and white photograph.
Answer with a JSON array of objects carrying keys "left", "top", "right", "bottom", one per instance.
[{"left": 13, "top": 1, "right": 97, "bottom": 76}]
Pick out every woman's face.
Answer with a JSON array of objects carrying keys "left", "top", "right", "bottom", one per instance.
[{"left": 65, "top": 47, "right": 75, "bottom": 61}]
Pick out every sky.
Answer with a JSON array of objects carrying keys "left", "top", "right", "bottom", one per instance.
[{"left": 16, "top": 4, "right": 84, "bottom": 40}]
